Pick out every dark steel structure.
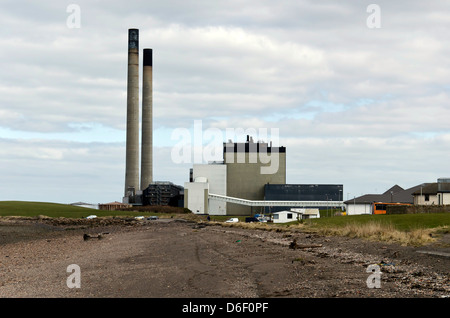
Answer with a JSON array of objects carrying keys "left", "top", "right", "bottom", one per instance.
[
  {"left": 264, "top": 184, "right": 343, "bottom": 212},
  {"left": 143, "top": 182, "right": 184, "bottom": 207}
]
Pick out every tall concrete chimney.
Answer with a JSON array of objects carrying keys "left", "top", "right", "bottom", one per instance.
[
  {"left": 140, "top": 48, "right": 153, "bottom": 190},
  {"left": 124, "top": 28, "right": 140, "bottom": 197}
]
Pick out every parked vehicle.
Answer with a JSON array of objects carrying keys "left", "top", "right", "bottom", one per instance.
[
  {"left": 147, "top": 216, "right": 158, "bottom": 220},
  {"left": 254, "top": 214, "right": 269, "bottom": 222},
  {"left": 225, "top": 218, "right": 239, "bottom": 223},
  {"left": 245, "top": 217, "right": 260, "bottom": 223},
  {"left": 86, "top": 215, "right": 97, "bottom": 219}
]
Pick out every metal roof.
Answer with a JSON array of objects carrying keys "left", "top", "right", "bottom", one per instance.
[
  {"left": 412, "top": 182, "right": 450, "bottom": 194},
  {"left": 344, "top": 184, "right": 424, "bottom": 204}
]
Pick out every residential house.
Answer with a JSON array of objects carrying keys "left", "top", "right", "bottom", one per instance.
[
  {"left": 272, "top": 208, "right": 320, "bottom": 223},
  {"left": 272, "top": 210, "right": 302, "bottom": 223},
  {"left": 344, "top": 184, "right": 422, "bottom": 215},
  {"left": 412, "top": 178, "right": 450, "bottom": 205}
]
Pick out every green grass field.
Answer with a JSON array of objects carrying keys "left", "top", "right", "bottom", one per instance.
[
  {"left": 0, "top": 201, "right": 165, "bottom": 219},
  {"left": 0, "top": 201, "right": 91, "bottom": 218}
]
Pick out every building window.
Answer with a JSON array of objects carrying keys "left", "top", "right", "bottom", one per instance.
[
  {"left": 425, "top": 194, "right": 430, "bottom": 202},
  {"left": 287, "top": 213, "right": 292, "bottom": 219},
  {"left": 273, "top": 214, "right": 279, "bottom": 219}
]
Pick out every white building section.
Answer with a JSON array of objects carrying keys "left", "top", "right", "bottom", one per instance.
[
  {"left": 439, "top": 193, "right": 450, "bottom": 205},
  {"left": 192, "top": 164, "right": 227, "bottom": 215},
  {"left": 345, "top": 203, "right": 373, "bottom": 215},
  {"left": 184, "top": 178, "right": 209, "bottom": 214},
  {"left": 291, "top": 208, "right": 320, "bottom": 218}
]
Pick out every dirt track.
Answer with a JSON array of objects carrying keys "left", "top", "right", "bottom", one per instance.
[{"left": 0, "top": 217, "right": 449, "bottom": 298}]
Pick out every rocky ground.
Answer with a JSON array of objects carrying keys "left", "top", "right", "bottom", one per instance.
[{"left": 0, "top": 216, "right": 448, "bottom": 299}]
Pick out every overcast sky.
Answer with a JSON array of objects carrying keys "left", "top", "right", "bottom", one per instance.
[{"left": 1, "top": 1, "right": 449, "bottom": 204}]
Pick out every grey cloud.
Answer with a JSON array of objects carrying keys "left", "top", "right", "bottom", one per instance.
[{"left": 1, "top": 0, "right": 450, "bottom": 202}]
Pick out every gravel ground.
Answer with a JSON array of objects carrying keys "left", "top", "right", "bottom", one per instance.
[{"left": 0, "top": 216, "right": 448, "bottom": 298}]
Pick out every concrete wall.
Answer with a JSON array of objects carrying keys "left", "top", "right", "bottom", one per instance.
[
  {"left": 414, "top": 193, "right": 450, "bottom": 205},
  {"left": 414, "top": 194, "right": 439, "bottom": 205},
  {"left": 225, "top": 151, "right": 286, "bottom": 215},
  {"left": 140, "top": 48, "right": 153, "bottom": 190},
  {"left": 441, "top": 193, "right": 450, "bottom": 205},
  {"left": 124, "top": 29, "right": 140, "bottom": 195},
  {"left": 193, "top": 164, "right": 225, "bottom": 215},
  {"left": 184, "top": 182, "right": 208, "bottom": 214},
  {"left": 192, "top": 164, "right": 227, "bottom": 215}
]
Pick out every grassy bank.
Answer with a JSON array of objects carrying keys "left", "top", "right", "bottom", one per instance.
[
  {"left": 2, "top": 201, "right": 449, "bottom": 246},
  {"left": 220, "top": 213, "right": 450, "bottom": 246},
  {"left": 0, "top": 201, "right": 94, "bottom": 218},
  {"left": 308, "top": 213, "right": 450, "bottom": 231},
  {"left": 303, "top": 213, "right": 450, "bottom": 246},
  {"left": 0, "top": 201, "right": 185, "bottom": 219}
]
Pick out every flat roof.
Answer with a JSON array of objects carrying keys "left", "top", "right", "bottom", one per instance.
[{"left": 223, "top": 142, "right": 286, "bottom": 153}]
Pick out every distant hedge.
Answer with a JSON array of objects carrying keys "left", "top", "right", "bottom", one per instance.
[
  {"left": 387, "top": 205, "right": 450, "bottom": 214},
  {"left": 120, "top": 205, "right": 191, "bottom": 214}
]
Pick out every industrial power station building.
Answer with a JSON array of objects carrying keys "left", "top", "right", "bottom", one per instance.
[
  {"left": 185, "top": 137, "right": 286, "bottom": 215},
  {"left": 184, "top": 136, "right": 343, "bottom": 216},
  {"left": 119, "top": 28, "right": 343, "bottom": 213}
]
